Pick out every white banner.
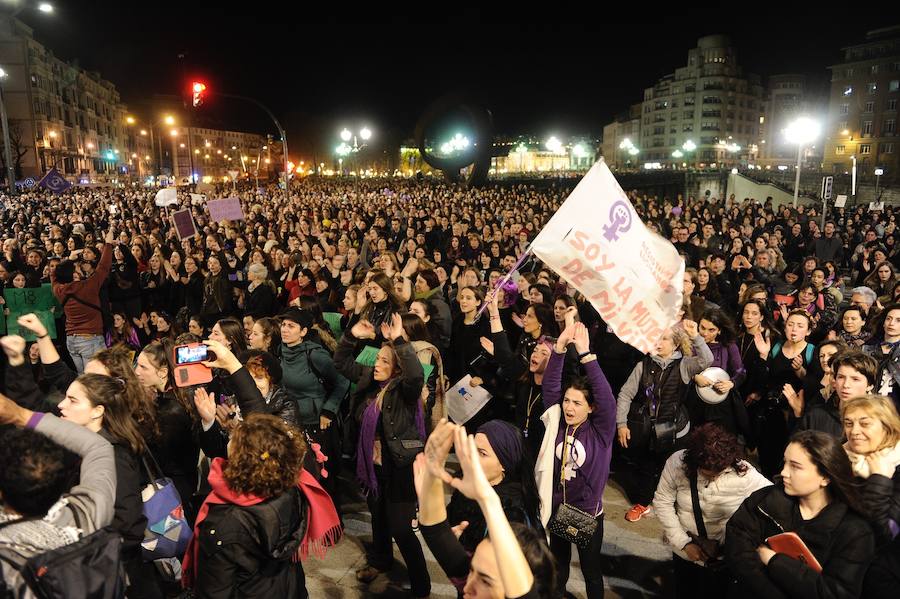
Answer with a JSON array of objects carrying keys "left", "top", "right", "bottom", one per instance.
[
  {"left": 531, "top": 159, "right": 684, "bottom": 354},
  {"left": 154, "top": 187, "right": 178, "bottom": 207}
]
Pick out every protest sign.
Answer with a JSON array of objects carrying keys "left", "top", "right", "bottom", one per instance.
[
  {"left": 3, "top": 284, "right": 58, "bottom": 340},
  {"left": 207, "top": 197, "right": 244, "bottom": 222},
  {"left": 445, "top": 375, "right": 493, "bottom": 425},
  {"left": 531, "top": 159, "right": 684, "bottom": 354},
  {"left": 834, "top": 195, "right": 847, "bottom": 208},
  {"left": 171, "top": 209, "right": 197, "bottom": 241},
  {"left": 356, "top": 345, "right": 379, "bottom": 367},
  {"left": 323, "top": 312, "right": 343, "bottom": 337}
]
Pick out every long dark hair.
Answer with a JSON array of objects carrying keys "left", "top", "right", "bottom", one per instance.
[
  {"left": 700, "top": 308, "right": 737, "bottom": 344},
  {"left": 786, "top": 430, "right": 866, "bottom": 515},
  {"left": 77, "top": 374, "right": 147, "bottom": 455},
  {"left": 93, "top": 345, "right": 159, "bottom": 442},
  {"left": 529, "top": 302, "right": 559, "bottom": 338},
  {"left": 401, "top": 312, "right": 432, "bottom": 344},
  {"left": 216, "top": 318, "right": 248, "bottom": 354}
]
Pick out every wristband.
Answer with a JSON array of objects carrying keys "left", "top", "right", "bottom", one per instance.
[
  {"left": 577, "top": 351, "right": 591, "bottom": 359},
  {"left": 37, "top": 333, "right": 49, "bottom": 339}
]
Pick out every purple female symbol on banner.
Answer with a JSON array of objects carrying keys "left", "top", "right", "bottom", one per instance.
[{"left": 602, "top": 200, "right": 633, "bottom": 242}]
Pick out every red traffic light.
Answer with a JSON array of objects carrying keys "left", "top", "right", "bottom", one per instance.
[{"left": 191, "top": 81, "right": 207, "bottom": 108}]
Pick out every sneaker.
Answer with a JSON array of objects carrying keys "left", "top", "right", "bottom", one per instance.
[
  {"left": 625, "top": 503, "right": 652, "bottom": 522},
  {"left": 355, "top": 565, "right": 385, "bottom": 583}
]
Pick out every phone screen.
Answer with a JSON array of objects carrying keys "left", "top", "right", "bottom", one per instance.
[{"left": 176, "top": 345, "right": 208, "bottom": 365}]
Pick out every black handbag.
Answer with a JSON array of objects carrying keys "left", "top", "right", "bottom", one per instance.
[{"left": 547, "top": 422, "right": 599, "bottom": 549}]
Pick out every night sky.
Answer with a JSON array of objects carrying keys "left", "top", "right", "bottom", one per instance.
[{"left": 15, "top": 7, "right": 886, "bottom": 161}]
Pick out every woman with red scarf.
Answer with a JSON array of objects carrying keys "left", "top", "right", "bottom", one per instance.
[{"left": 181, "top": 413, "right": 341, "bottom": 598}]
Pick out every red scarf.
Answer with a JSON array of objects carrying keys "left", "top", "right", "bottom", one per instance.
[{"left": 182, "top": 457, "right": 342, "bottom": 588}]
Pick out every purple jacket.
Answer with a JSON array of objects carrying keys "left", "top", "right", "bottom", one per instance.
[
  {"left": 708, "top": 341, "right": 746, "bottom": 388},
  {"left": 542, "top": 350, "right": 616, "bottom": 515}
]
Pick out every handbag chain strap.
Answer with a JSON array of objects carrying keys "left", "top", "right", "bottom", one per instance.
[{"left": 559, "top": 422, "right": 582, "bottom": 506}]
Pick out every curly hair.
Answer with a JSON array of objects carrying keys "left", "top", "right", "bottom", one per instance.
[
  {"left": 682, "top": 423, "right": 748, "bottom": 478},
  {"left": 224, "top": 413, "right": 306, "bottom": 499}
]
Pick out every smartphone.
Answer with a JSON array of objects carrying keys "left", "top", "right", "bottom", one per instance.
[{"left": 175, "top": 344, "right": 208, "bottom": 365}]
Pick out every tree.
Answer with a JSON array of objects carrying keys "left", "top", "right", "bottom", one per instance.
[{"left": 0, "top": 121, "right": 31, "bottom": 182}]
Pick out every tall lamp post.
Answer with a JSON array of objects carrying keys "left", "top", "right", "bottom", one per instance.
[
  {"left": 337, "top": 126, "right": 373, "bottom": 180},
  {"left": 784, "top": 116, "right": 821, "bottom": 208},
  {"left": 0, "top": 67, "right": 15, "bottom": 193}
]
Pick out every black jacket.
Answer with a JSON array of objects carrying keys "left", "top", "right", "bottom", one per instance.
[
  {"left": 244, "top": 282, "right": 277, "bottom": 319},
  {"left": 725, "top": 485, "right": 875, "bottom": 599},
  {"left": 859, "top": 464, "right": 900, "bottom": 549},
  {"left": 334, "top": 332, "right": 425, "bottom": 467},
  {"left": 195, "top": 486, "right": 308, "bottom": 599},
  {"left": 198, "top": 367, "right": 277, "bottom": 459},
  {"left": 796, "top": 400, "right": 843, "bottom": 440},
  {"left": 100, "top": 430, "right": 147, "bottom": 559}
]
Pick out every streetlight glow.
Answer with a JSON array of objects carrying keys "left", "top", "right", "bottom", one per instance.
[
  {"left": 38, "top": 3, "right": 53, "bottom": 13},
  {"left": 360, "top": 127, "right": 372, "bottom": 141},
  {"left": 545, "top": 136, "right": 563, "bottom": 153},
  {"left": 784, "top": 116, "right": 821, "bottom": 146},
  {"left": 784, "top": 116, "right": 821, "bottom": 208},
  {"left": 672, "top": 150, "right": 684, "bottom": 158},
  {"left": 682, "top": 140, "right": 697, "bottom": 152},
  {"left": 164, "top": 115, "right": 175, "bottom": 126},
  {"left": 340, "top": 128, "right": 352, "bottom": 142},
  {"left": 126, "top": 116, "right": 135, "bottom": 125},
  {"left": 0, "top": 68, "right": 7, "bottom": 79}
]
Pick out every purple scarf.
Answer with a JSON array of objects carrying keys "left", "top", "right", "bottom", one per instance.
[{"left": 356, "top": 381, "right": 426, "bottom": 496}]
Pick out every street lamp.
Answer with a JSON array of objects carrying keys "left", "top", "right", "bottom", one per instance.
[
  {"left": 784, "top": 116, "right": 821, "bottom": 208},
  {"left": 337, "top": 126, "right": 373, "bottom": 176}
]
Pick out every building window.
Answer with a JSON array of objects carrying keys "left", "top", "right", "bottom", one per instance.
[
  {"left": 843, "top": 86, "right": 853, "bottom": 96},
  {"left": 840, "top": 104, "right": 850, "bottom": 115},
  {"left": 885, "top": 119, "right": 896, "bottom": 135},
  {"left": 759, "top": 116, "right": 765, "bottom": 124},
  {"left": 891, "top": 80, "right": 900, "bottom": 92},
  {"left": 863, "top": 121, "right": 873, "bottom": 135},
  {"left": 889, "top": 99, "right": 898, "bottom": 111},
  {"left": 865, "top": 101, "right": 875, "bottom": 113},
  {"left": 839, "top": 121, "right": 848, "bottom": 130},
  {"left": 860, "top": 144, "right": 871, "bottom": 154},
  {"left": 868, "top": 82, "right": 878, "bottom": 94},
  {"left": 871, "top": 64, "right": 880, "bottom": 74},
  {"left": 683, "top": 124, "right": 694, "bottom": 132},
  {"left": 846, "top": 68, "right": 854, "bottom": 78},
  {"left": 684, "top": 97, "right": 695, "bottom": 106},
  {"left": 836, "top": 145, "right": 845, "bottom": 155},
  {"left": 883, "top": 143, "right": 894, "bottom": 154}
]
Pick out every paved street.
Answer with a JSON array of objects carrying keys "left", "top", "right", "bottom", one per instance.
[{"left": 304, "top": 464, "right": 675, "bottom": 598}]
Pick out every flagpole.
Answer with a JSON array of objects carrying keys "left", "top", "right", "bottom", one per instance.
[{"left": 476, "top": 241, "right": 534, "bottom": 319}]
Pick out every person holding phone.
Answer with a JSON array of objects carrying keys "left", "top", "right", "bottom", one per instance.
[{"left": 725, "top": 430, "right": 874, "bottom": 599}]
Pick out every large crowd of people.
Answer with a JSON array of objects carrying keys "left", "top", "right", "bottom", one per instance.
[{"left": 0, "top": 176, "right": 899, "bottom": 599}]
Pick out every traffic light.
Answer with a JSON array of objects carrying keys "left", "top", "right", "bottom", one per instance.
[{"left": 191, "top": 81, "right": 207, "bottom": 108}]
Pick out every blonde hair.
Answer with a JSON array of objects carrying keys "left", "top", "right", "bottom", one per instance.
[
  {"left": 841, "top": 394, "right": 900, "bottom": 452},
  {"left": 670, "top": 325, "right": 694, "bottom": 356}
]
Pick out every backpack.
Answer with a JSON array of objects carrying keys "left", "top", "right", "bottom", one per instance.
[
  {"left": 771, "top": 341, "right": 815, "bottom": 365},
  {"left": 0, "top": 518, "right": 126, "bottom": 599}
]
